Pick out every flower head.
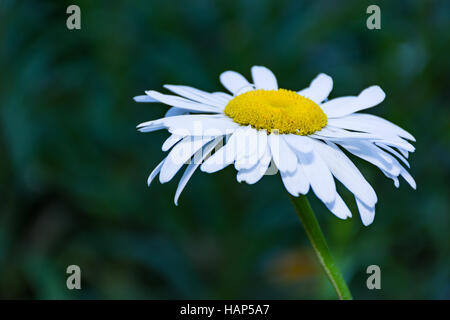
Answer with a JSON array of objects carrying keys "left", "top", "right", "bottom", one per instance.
[{"left": 135, "top": 66, "right": 415, "bottom": 226}]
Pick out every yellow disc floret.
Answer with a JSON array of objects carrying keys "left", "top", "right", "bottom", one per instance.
[{"left": 224, "top": 89, "right": 327, "bottom": 135}]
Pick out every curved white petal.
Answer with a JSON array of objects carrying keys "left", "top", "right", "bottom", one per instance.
[
  {"left": 236, "top": 151, "right": 271, "bottom": 185},
  {"left": 220, "top": 70, "right": 252, "bottom": 95},
  {"left": 328, "top": 113, "right": 415, "bottom": 142},
  {"left": 320, "top": 127, "right": 415, "bottom": 153},
  {"left": 145, "top": 90, "right": 220, "bottom": 113},
  {"left": 256, "top": 130, "right": 268, "bottom": 159},
  {"left": 160, "top": 136, "right": 213, "bottom": 183},
  {"left": 162, "top": 134, "right": 185, "bottom": 152},
  {"left": 134, "top": 95, "right": 158, "bottom": 103},
  {"left": 136, "top": 123, "right": 166, "bottom": 133},
  {"left": 163, "top": 85, "right": 227, "bottom": 109},
  {"left": 200, "top": 134, "right": 236, "bottom": 173},
  {"left": 234, "top": 127, "right": 260, "bottom": 170},
  {"left": 251, "top": 66, "right": 278, "bottom": 90},
  {"left": 312, "top": 139, "right": 377, "bottom": 207},
  {"left": 356, "top": 198, "right": 375, "bottom": 226},
  {"left": 376, "top": 143, "right": 410, "bottom": 168},
  {"left": 235, "top": 150, "right": 262, "bottom": 171},
  {"left": 283, "top": 134, "right": 313, "bottom": 153},
  {"left": 377, "top": 149, "right": 415, "bottom": 190},
  {"left": 296, "top": 147, "right": 336, "bottom": 205},
  {"left": 309, "top": 126, "right": 415, "bottom": 153},
  {"left": 280, "top": 162, "right": 310, "bottom": 196},
  {"left": 398, "top": 148, "right": 409, "bottom": 159},
  {"left": 370, "top": 143, "right": 412, "bottom": 178},
  {"left": 268, "top": 134, "right": 297, "bottom": 173},
  {"left": 165, "top": 107, "right": 190, "bottom": 117},
  {"left": 138, "top": 114, "right": 239, "bottom": 136},
  {"left": 312, "top": 126, "right": 415, "bottom": 153},
  {"left": 338, "top": 140, "right": 401, "bottom": 177},
  {"left": 312, "top": 126, "right": 378, "bottom": 140},
  {"left": 321, "top": 86, "right": 386, "bottom": 118},
  {"left": 174, "top": 139, "right": 220, "bottom": 205},
  {"left": 212, "top": 91, "right": 233, "bottom": 103},
  {"left": 147, "top": 159, "right": 165, "bottom": 186},
  {"left": 260, "top": 144, "right": 272, "bottom": 166},
  {"left": 381, "top": 168, "right": 400, "bottom": 188},
  {"left": 325, "top": 193, "right": 352, "bottom": 220},
  {"left": 400, "top": 166, "right": 416, "bottom": 189},
  {"left": 235, "top": 128, "right": 268, "bottom": 171},
  {"left": 297, "top": 73, "right": 333, "bottom": 103}
]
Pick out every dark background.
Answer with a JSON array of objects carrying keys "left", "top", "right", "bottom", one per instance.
[{"left": 0, "top": 0, "right": 449, "bottom": 299}]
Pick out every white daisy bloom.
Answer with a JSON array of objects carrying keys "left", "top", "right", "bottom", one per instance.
[{"left": 135, "top": 66, "right": 416, "bottom": 226}]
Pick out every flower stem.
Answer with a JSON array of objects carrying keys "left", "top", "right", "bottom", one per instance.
[{"left": 289, "top": 194, "right": 353, "bottom": 300}]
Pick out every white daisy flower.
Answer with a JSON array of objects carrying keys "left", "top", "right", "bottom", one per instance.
[{"left": 135, "top": 66, "right": 416, "bottom": 226}]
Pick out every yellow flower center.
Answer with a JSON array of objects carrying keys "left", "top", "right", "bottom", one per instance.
[{"left": 224, "top": 89, "right": 327, "bottom": 135}]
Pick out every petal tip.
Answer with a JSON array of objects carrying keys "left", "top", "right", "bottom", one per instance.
[{"left": 362, "top": 220, "right": 373, "bottom": 227}]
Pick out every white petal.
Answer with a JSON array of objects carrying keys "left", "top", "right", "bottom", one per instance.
[
  {"left": 212, "top": 92, "right": 233, "bottom": 104},
  {"left": 268, "top": 134, "right": 297, "bottom": 173},
  {"left": 147, "top": 159, "right": 165, "bottom": 186},
  {"left": 297, "top": 73, "right": 333, "bottom": 103},
  {"left": 162, "top": 134, "right": 185, "bottom": 152},
  {"left": 259, "top": 144, "right": 272, "bottom": 167},
  {"left": 165, "top": 107, "right": 190, "bottom": 117},
  {"left": 312, "top": 139, "right": 377, "bottom": 207},
  {"left": 377, "top": 149, "right": 415, "bottom": 190},
  {"left": 280, "top": 162, "right": 310, "bottom": 196},
  {"left": 283, "top": 134, "right": 313, "bottom": 153},
  {"left": 138, "top": 114, "right": 239, "bottom": 136},
  {"left": 234, "top": 127, "right": 257, "bottom": 162},
  {"left": 381, "top": 168, "right": 400, "bottom": 188},
  {"left": 136, "top": 123, "right": 166, "bottom": 133},
  {"left": 220, "top": 70, "right": 252, "bottom": 95},
  {"left": 312, "top": 126, "right": 378, "bottom": 140},
  {"left": 325, "top": 193, "right": 352, "bottom": 220},
  {"left": 163, "top": 85, "right": 226, "bottom": 109},
  {"left": 145, "top": 90, "right": 220, "bottom": 113},
  {"left": 320, "top": 128, "right": 415, "bottom": 153},
  {"left": 235, "top": 85, "right": 255, "bottom": 95},
  {"left": 338, "top": 140, "right": 400, "bottom": 177},
  {"left": 320, "top": 86, "right": 386, "bottom": 118},
  {"left": 256, "top": 130, "right": 268, "bottom": 159},
  {"left": 313, "top": 126, "right": 415, "bottom": 153},
  {"left": 169, "top": 115, "right": 238, "bottom": 136},
  {"left": 200, "top": 134, "right": 237, "bottom": 173},
  {"left": 375, "top": 139, "right": 415, "bottom": 154},
  {"left": 235, "top": 151, "right": 261, "bottom": 171},
  {"left": 134, "top": 95, "right": 158, "bottom": 103},
  {"left": 400, "top": 166, "right": 416, "bottom": 189},
  {"left": 159, "top": 136, "right": 213, "bottom": 183},
  {"left": 251, "top": 66, "right": 278, "bottom": 90},
  {"left": 371, "top": 143, "right": 411, "bottom": 177},
  {"left": 320, "top": 127, "right": 415, "bottom": 153},
  {"left": 376, "top": 143, "right": 410, "bottom": 168},
  {"left": 328, "top": 113, "right": 415, "bottom": 142},
  {"left": 356, "top": 198, "right": 376, "bottom": 226},
  {"left": 174, "top": 139, "right": 220, "bottom": 205},
  {"left": 296, "top": 147, "right": 336, "bottom": 204},
  {"left": 398, "top": 148, "right": 409, "bottom": 159},
  {"left": 236, "top": 153, "right": 270, "bottom": 185},
  {"left": 235, "top": 127, "right": 262, "bottom": 170}
]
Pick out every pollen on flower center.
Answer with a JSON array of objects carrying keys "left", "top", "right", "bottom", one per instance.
[{"left": 224, "top": 89, "right": 327, "bottom": 135}]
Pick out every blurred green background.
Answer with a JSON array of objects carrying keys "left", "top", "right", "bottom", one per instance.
[{"left": 0, "top": 0, "right": 449, "bottom": 299}]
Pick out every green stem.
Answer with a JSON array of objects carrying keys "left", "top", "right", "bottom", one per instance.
[{"left": 289, "top": 194, "right": 353, "bottom": 300}]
